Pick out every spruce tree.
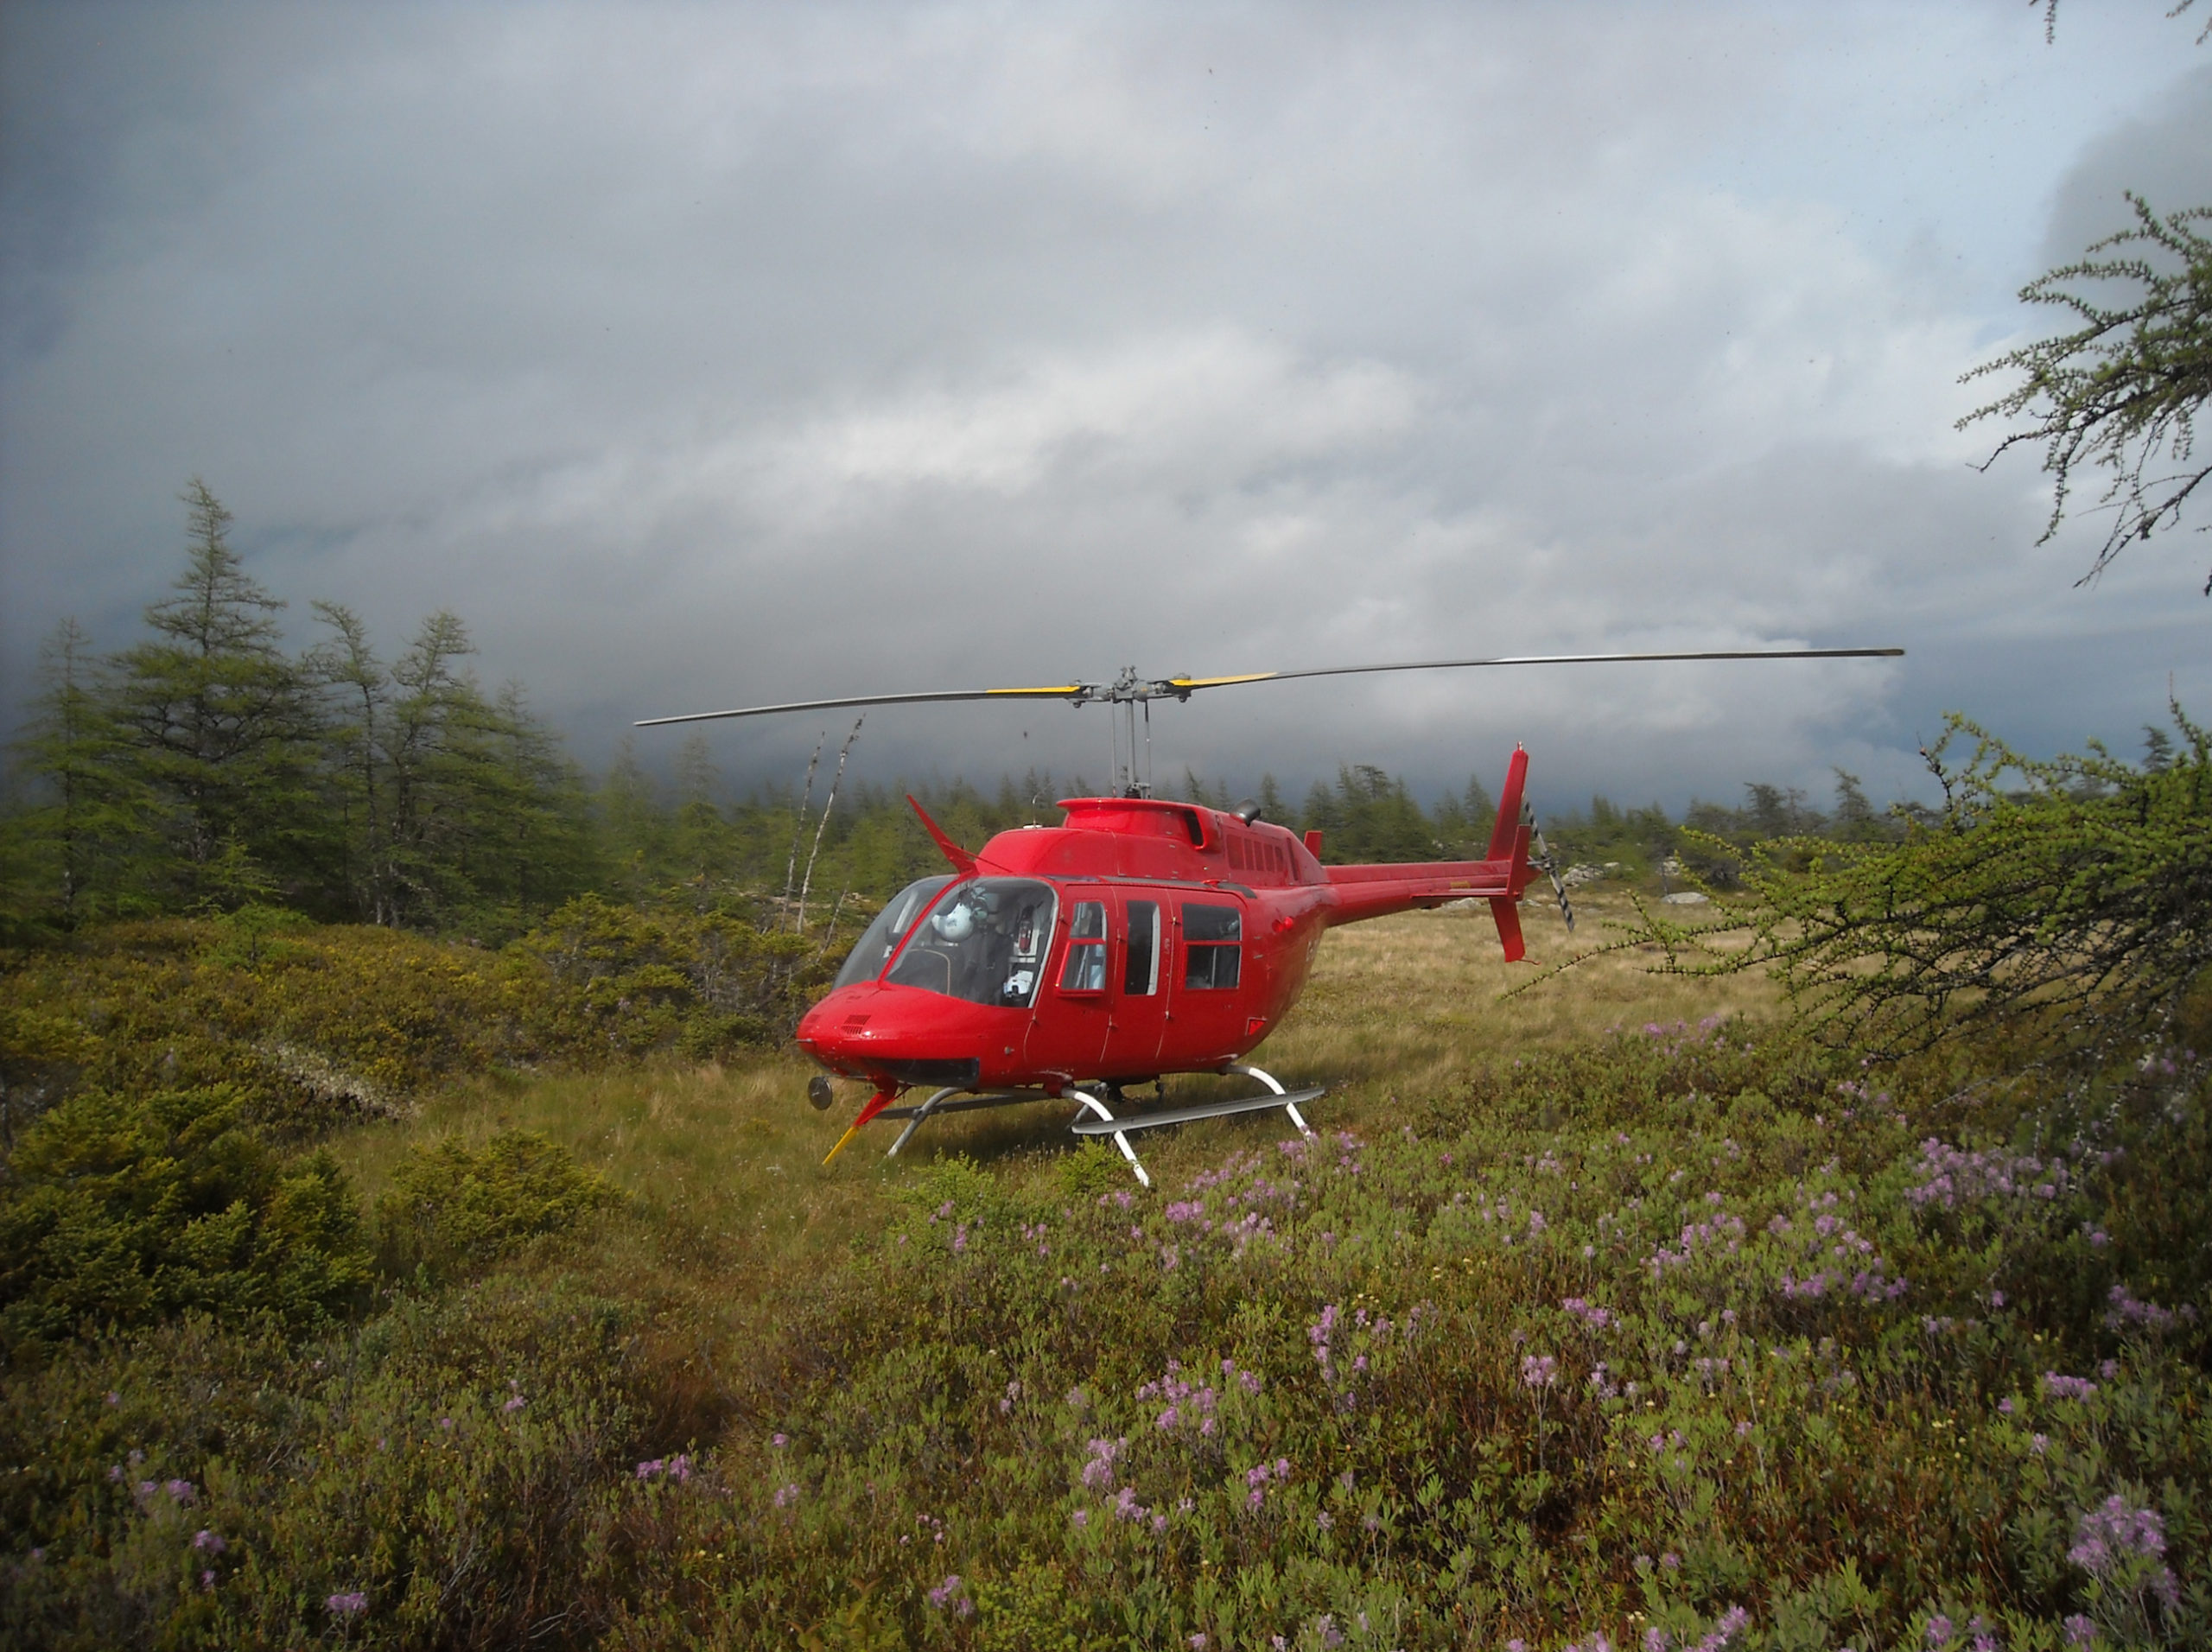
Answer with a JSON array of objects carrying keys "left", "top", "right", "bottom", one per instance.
[
  {"left": 4, "top": 620, "right": 155, "bottom": 924},
  {"left": 481, "top": 680, "right": 596, "bottom": 924},
  {"left": 310, "top": 601, "right": 396, "bottom": 923},
  {"left": 108, "top": 481, "right": 326, "bottom": 909},
  {"left": 670, "top": 734, "right": 736, "bottom": 882},
  {"left": 597, "top": 735, "right": 668, "bottom": 898},
  {"left": 382, "top": 609, "right": 482, "bottom": 922},
  {"left": 1256, "top": 773, "right": 1287, "bottom": 824}
]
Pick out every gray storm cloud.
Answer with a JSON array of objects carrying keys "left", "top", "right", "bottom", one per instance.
[{"left": 3, "top": 1, "right": 2208, "bottom": 816}]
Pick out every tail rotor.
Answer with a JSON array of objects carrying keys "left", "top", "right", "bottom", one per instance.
[{"left": 1528, "top": 810, "right": 1575, "bottom": 933}]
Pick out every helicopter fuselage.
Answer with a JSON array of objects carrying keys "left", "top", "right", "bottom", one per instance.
[{"left": 795, "top": 753, "right": 1538, "bottom": 1099}]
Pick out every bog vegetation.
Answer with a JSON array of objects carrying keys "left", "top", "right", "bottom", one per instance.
[{"left": 3, "top": 487, "right": 2211, "bottom": 1649}]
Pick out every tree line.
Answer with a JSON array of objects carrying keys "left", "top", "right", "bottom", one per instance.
[
  {"left": 4, "top": 482, "right": 1955, "bottom": 942},
  {"left": 3, "top": 483, "right": 597, "bottom": 938}
]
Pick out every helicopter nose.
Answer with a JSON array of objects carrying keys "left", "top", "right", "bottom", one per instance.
[
  {"left": 795, "top": 987, "right": 871, "bottom": 1073},
  {"left": 795, "top": 982, "right": 997, "bottom": 1090},
  {"left": 796, "top": 983, "right": 918, "bottom": 1076}
]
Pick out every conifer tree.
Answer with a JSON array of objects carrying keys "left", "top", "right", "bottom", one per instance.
[
  {"left": 669, "top": 734, "right": 735, "bottom": 881},
  {"left": 5, "top": 620, "right": 154, "bottom": 924},
  {"left": 108, "top": 481, "right": 326, "bottom": 908},
  {"left": 474, "top": 680, "right": 596, "bottom": 926},
  {"left": 1462, "top": 771, "right": 1496, "bottom": 829},
  {"left": 1256, "top": 773, "right": 1287, "bottom": 823},
  {"left": 310, "top": 601, "right": 395, "bottom": 923},
  {"left": 597, "top": 736, "right": 668, "bottom": 898},
  {"left": 381, "top": 609, "right": 482, "bottom": 921}
]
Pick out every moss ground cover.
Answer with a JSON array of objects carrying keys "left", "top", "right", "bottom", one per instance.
[{"left": 3, "top": 900, "right": 2208, "bottom": 1649}]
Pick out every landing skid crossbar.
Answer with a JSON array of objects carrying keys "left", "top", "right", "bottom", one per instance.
[
  {"left": 1069, "top": 1064, "right": 1320, "bottom": 1186},
  {"left": 871, "top": 1064, "right": 1321, "bottom": 1187},
  {"left": 1068, "top": 1085, "right": 1325, "bottom": 1136},
  {"left": 883, "top": 1088, "right": 1037, "bottom": 1157}
]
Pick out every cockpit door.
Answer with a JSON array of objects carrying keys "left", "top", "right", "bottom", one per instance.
[{"left": 1025, "top": 888, "right": 1112, "bottom": 1074}]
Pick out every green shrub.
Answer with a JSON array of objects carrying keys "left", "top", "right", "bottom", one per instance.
[
  {"left": 644, "top": 1024, "right": 2212, "bottom": 1649},
  {"left": 0, "top": 998, "right": 96, "bottom": 1145},
  {"left": 3, "top": 1026, "right": 2211, "bottom": 1646},
  {"left": 512, "top": 892, "right": 832, "bottom": 1061},
  {"left": 0, "top": 901, "right": 837, "bottom": 1138},
  {"left": 0, "top": 1279, "right": 669, "bottom": 1652},
  {"left": 1608, "top": 712, "right": 2212, "bottom": 1064},
  {"left": 375, "top": 1130, "right": 616, "bottom": 1280},
  {"left": 0, "top": 1085, "right": 369, "bottom": 1357}
]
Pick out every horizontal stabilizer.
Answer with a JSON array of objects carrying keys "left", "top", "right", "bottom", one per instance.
[{"left": 1069, "top": 1086, "right": 1326, "bottom": 1135}]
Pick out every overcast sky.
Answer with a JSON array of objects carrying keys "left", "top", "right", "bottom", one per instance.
[{"left": 3, "top": 1, "right": 2209, "bottom": 817}]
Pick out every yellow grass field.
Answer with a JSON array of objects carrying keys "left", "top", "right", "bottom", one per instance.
[{"left": 324, "top": 893, "right": 1774, "bottom": 1375}]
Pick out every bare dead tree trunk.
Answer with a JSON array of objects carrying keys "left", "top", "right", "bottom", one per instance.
[
  {"left": 781, "top": 733, "right": 826, "bottom": 920},
  {"left": 797, "top": 716, "right": 863, "bottom": 933},
  {"left": 813, "top": 886, "right": 852, "bottom": 963}
]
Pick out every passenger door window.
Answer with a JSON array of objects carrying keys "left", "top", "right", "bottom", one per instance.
[
  {"left": 1122, "top": 900, "right": 1160, "bottom": 995},
  {"left": 1060, "top": 899, "right": 1107, "bottom": 992},
  {"left": 1182, "top": 902, "right": 1242, "bottom": 990}
]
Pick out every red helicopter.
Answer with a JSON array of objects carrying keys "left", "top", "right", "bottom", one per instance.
[{"left": 640, "top": 646, "right": 1901, "bottom": 1183}]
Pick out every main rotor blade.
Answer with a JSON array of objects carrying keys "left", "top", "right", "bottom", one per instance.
[
  {"left": 635, "top": 683, "right": 1091, "bottom": 728},
  {"left": 1160, "top": 645, "right": 1903, "bottom": 696},
  {"left": 638, "top": 645, "right": 1905, "bottom": 726}
]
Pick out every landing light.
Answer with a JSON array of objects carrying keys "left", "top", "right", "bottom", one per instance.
[{"left": 808, "top": 1075, "right": 835, "bottom": 1111}]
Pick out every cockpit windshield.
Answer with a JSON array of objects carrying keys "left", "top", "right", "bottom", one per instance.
[
  {"left": 833, "top": 875, "right": 954, "bottom": 992},
  {"left": 880, "top": 877, "right": 1058, "bottom": 1007}
]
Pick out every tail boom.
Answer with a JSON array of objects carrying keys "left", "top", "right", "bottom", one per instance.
[{"left": 1318, "top": 747, "right": 1538, "bottom": 961}]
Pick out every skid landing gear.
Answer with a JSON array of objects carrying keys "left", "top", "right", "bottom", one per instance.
[
  {"left": 849, "top": 1065, "right": 1325, "bottom": 1186},
  {"left": 1065, "top": 1064, "right": 1322, "bottom": 1185}
]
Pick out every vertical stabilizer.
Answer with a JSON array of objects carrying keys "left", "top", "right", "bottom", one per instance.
[{"left": 1485, "top": 747, "right": 1529, "bottom": 861}]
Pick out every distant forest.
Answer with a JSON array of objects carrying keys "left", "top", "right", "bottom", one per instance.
[{"left": 3, "top": 482, "right": 1919, "bottom": 943}]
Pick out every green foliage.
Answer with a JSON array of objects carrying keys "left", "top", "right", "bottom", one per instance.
[
  {"left": 3, "top": 619, "right": 157, "bottom": 931},
  {"left": 4, "top": 922, "right": 546, "bottom": 1134},
  {"left": 375, "top": 1131, "right": 615, "bottom": 1279},
  {"left": 2, "top": 480, "right": 1916, "bottom": 940},
  {"left": 5, "top": 1023, "right": 2212, "bottom": 1646},
  {"left": 1594, "top": 711, "right": 2212, "bottom": 1061},
  {"left": 0, "top": 1086, "right": 370, "bottom": 1356},
  {"left": 103, "top": 481, "right": 328, "bottom": 912},
  {"left": 313, "top": 604, "right": 600, "bottom": 934},
  {"left": 0, "top": 1000, "right": 98, "bottom": 1147},
  {"left": 1961, "top": 194, "right": 2212, "bottom": 592},
  {"left": 0, "top": 902, "right": 837, "bottom": 1141},
  {"left": 0, "top": 1279, "right": 671, "bottom": 1651},
  {"left": 652, "top": 1025, "right": 2212, "bottom": 1649},
  {"left": 1299, "top": 766, "right": 1450, "bottom": 863},
  {"left": 0, "top": 486, "right": 599, "bottom": 939},
  {"left": 1544, "top": 795, "right": 1681, "bottom": 882},
  {"left": 513, "top": 893, "right": 836, "bottom": 1059}
]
